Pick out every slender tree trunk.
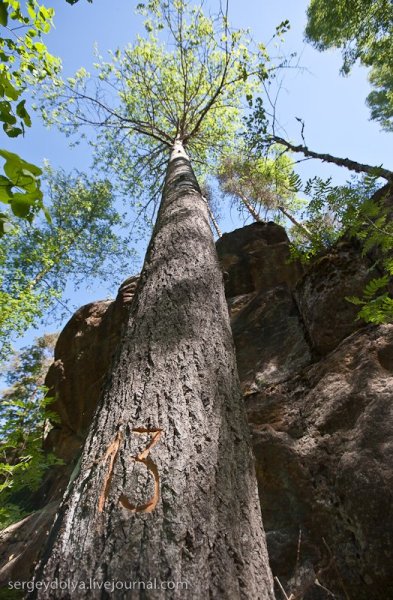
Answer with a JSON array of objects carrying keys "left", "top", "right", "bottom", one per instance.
[
  {"left": 237, "top": 188, "right": 313, "bottom": 242},
  {"left": 238, "top": 191, "right": 262, "bottom": 222},
  {"left": 277, "top": 206, "right": 313, "bottom": 240},
  {"left": 202, "top": 195, "right": 222, "bottom": 238},
  {"left": 31, "top": 141, "right": 275, "bottom": 599}
]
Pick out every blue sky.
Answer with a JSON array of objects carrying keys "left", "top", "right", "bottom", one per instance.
[
  {"left": 4, "top": 0, "right": 393, "bottom": 353},
  {"left": 12, "top": 0, "right": 391, "bottom": 180}
]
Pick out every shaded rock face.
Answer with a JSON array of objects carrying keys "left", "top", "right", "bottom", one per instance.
[
  {"left": 1, "top": 222, "right": 392, "bottom": 599},
  {"left": 218, "top": 223, "right": 311, "bottom": 390},
  {"left": 217, "top": 221, "right": 303, "bottom": 298},
  {"left": 43, "top": 276, "right": 139, "bottom": 465},
  {"left": 0, "top": 503, "right": 58, "bottom": 587},
  {"left": 249, "top": 325, "right": 393, "bottom": 600},
  {"left": 294, "top": 241, "right": 377, "bottom": 355},
  {"left": 231, "top": 285, "right": 311, "bottom": 389}
]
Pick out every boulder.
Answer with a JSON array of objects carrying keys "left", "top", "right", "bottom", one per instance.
[
  {"left": 230, "top": 286, "right": 311, "bottom": 390},
  {"left": 0, "top": 503, "right": 58, "bottom": 587},
  {"left": 43, "top": 276, "right": 139, "bottom": 464},
  {"left": 221, "top": 222, "right": 311, "bottom": 390},
  {"left": 216, "top": 221, "right": 303, "bottom": 297}
]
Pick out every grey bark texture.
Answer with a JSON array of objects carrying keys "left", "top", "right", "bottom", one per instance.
[{"left": 30, "top": 142, "right": 275, "bottom": 600}]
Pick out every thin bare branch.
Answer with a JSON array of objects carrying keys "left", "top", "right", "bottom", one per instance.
[{"left": 271, "top": 136, "right": 393, "bottom": 182}]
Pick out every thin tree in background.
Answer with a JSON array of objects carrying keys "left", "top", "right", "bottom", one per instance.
[{"left": 217, "top": 150, "right": 313, "bottom": 239}]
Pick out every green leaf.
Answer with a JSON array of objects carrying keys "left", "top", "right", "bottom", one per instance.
[
  {"left": 3, "top": 123, "right": 23, "bottom": 137},
  {"left": 0, "top": 175, "right": 13, "bottom": 202},
  {"left": 10, "top": 193, "right": 33, "bottom": 218},
  {"left": 0, "top": 100, "right": 17, "bottom": 125},
  {"left": 34, "top": 41, "right": 46, "bottom": 54},
  {"left": 0, "top": 1, "right": 8, "bottom": 27},
  {"left": 16, "top": 99, "right": 32, "bottom": 127},
  {"left": 345, "top": 295, "right": 365, "bottom": 306},
  {"left": 2, "top": 79, "right": 21, "bottom": 101},
  {"left": 0, "top": 149, "right": 42, "bottom": 178},
  {"left": 363, "top": 276, "right": 389, "bottom": 299},
  {"left": 0, "top": 211, "right": 11, "bottom": 235}
]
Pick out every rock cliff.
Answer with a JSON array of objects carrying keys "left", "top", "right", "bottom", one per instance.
[{"left": 1, "top": 222, "right": 392, "bottom": 600}]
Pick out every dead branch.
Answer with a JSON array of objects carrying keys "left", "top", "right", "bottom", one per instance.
[{"left": 270, "top": 136, "right": 393, "bottom": 182}]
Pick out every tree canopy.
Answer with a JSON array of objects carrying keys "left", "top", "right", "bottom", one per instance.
[
  {"left": 305, "top": 0, "right": 393, "bottom": 131},
  {"left": 0, "top": 333, "right": 60, "bottom": 529},
  {"left": 38, "top": 0, "right": 271, "bottom": 221},
  {"left": 22, "top": 0, "right": 393, "bottom": 330},
  {"left": 217, "top": 149, "right": 302, "bottom": 213}
]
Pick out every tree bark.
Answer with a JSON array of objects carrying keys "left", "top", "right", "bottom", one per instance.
[{"left": 30, "top": 141, "right": 275, "bottom": 599}]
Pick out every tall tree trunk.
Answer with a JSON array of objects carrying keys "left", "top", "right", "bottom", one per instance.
[{"left": 31, "top": 141, "right": 274, "bottom": 599}]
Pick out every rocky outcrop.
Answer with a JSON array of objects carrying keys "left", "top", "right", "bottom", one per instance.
[
  {"left": 249, "top": 324, "right": 393, "bottom": 600},
  {"left": 217, "top": 221, "right": 303, "bottom": 296},
  {"left": 294, "top": 241, "right": 377, "bottom": 355},
  {"left": 1, "top": 222, "right": 392, "bottom": 600},
  {"left": 43, "top": 276, "right": 139, "bottom": 465},
  {"left": 217, "top": 222, "right": 311, "bottom": 391},
  {"left": 0, "top": 503, "right": 58, "bottom": 587}
]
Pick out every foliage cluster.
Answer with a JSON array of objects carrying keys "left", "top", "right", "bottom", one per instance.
[
  {"left": 0, "top": 0, "right": 60, "bottom": 232},
  {"left": 294, "top": 175, "right": 393, "bottom": 323},
  {"left": 0, "top": 334, "right": 60, "bottom": 529},
  {"left": 217, "top": 148, "right": 305, "bottom": 222},
  {"left": 0, "top": 167, "right": 135, "bottom": 360},
  {"left": 305, "top": 0, "right": 393, "bottom": 131},
  {"left": 241, "top": 0, "right": 393, "bottom": 326},
  {"left": 36, "top": 0, "right": 270, "bottom": 222}
]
